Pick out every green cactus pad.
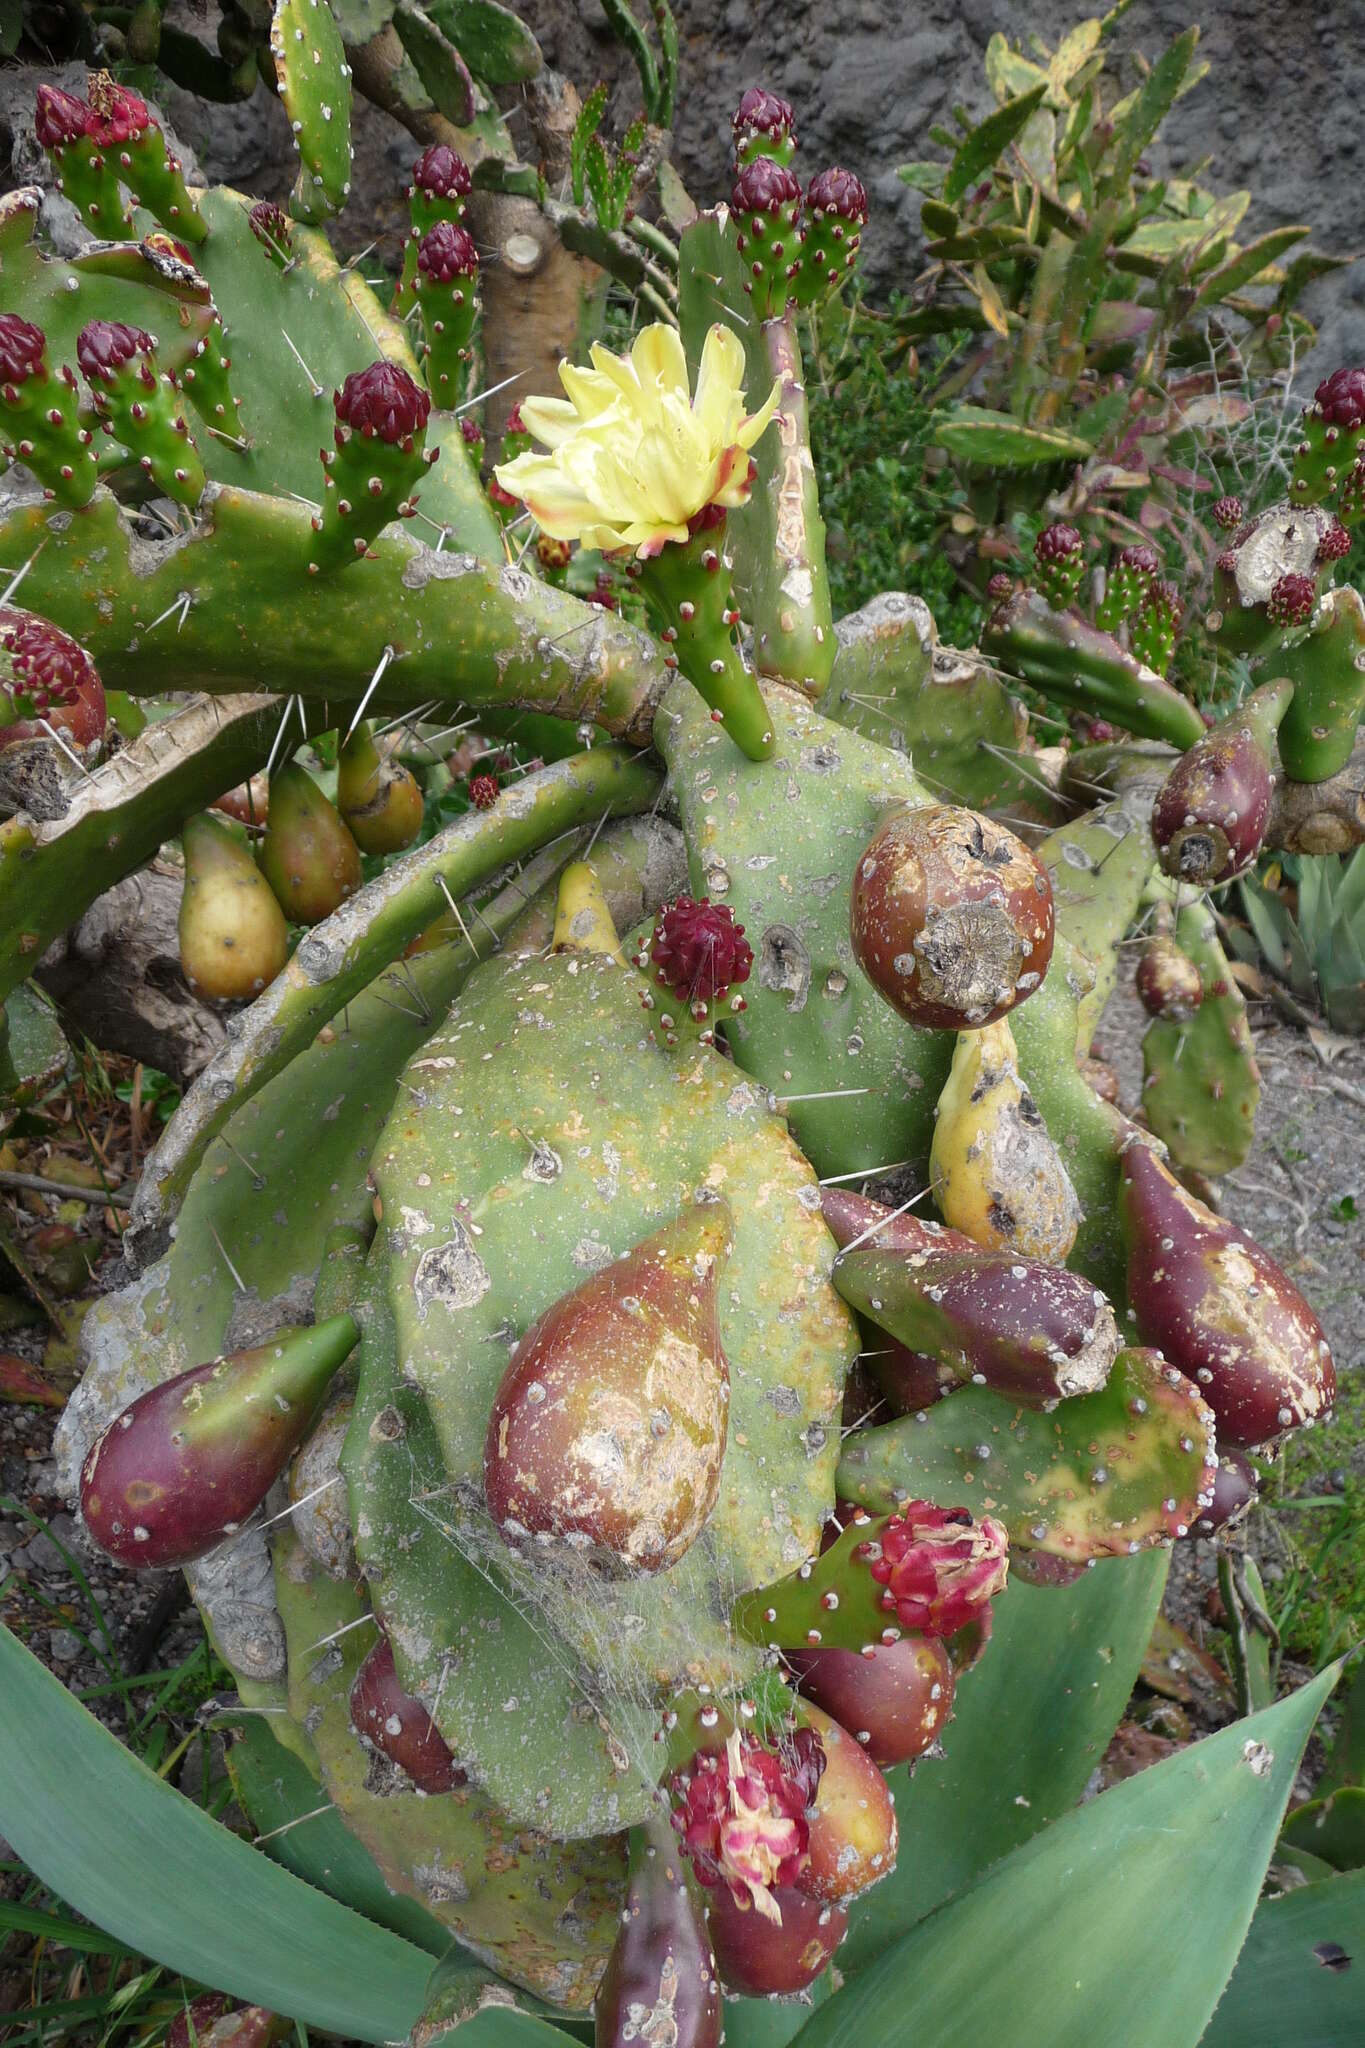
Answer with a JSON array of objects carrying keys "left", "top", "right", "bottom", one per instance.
[
  {"left": 836, "top": 1348, "right": 1217, "bottom": 1561},
  {"left": 1277, "top": 586, "right": 1365, "bottom": 783},
  {"left": 678, "top": 213, "right": 834, "bottom": 696},
  {"left": 1038, "top": 779, "right": 1165, "bottom": 1054},
  {"left": 658, "top": 676, "right": 950, "bottom": 1180},
  {"left": 1141, "top": 901, "right": 1259, "bottom": 1175},
  {"left": 271, "top": 0, "right": 354, "bottom": 224},
  {"left": 430, "top": 0, "right": 543, "bottom": 83},
  {"left": 820, "top": 591, "right": 1063, "bottom": 827},
  {"left": 272, "top": 1525, "right": 623, "bottom": 2006},
  {"left": 731, "top": 1507, "right": 914, "bottom": 1655},
  {"left": 983, "top": 593, "right": 1206, "bottom": 750}
]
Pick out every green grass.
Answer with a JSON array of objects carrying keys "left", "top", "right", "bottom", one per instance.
[{"left": 1257, "top": 1364, "right": 1365, "bottom": 1668}]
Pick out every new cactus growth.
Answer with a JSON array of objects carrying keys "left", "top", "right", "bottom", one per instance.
[
  {"left": 731, "top": 87, "right": 797, "bottom": 168},
  {"left": 259, "top": 762, "right": 363, "bottom": 924},
  {"left": 34, "top": 84, "right": 131, "bottom": 239},
  {"left": 730, "top": 158, "right": 803, "bottom": 320},
  {"left": 794, "top": 168, "right": 868, "bottom": 308},
  {"left": 414, "top": 223, "right": 480, "bottom": 408},
  {"left": 1118, "top": 1138, "right": 1335, "bottom": 1447},
  {"left": 1276, "top": 585, "right": 1365, "bottom": 781},
  {"left": 313, "top": 363, "right": 436, "bottom": 571},
  {"left": 851, "top": 806, "right": 1054, "bottom": 1030},
  {"left": 1150, "top": 679, "right": 1292, "bottom": 884},
  {"left": 1032, "top": 522, "right": 1085, "bottom": 609},
  {"left": 1095, "top": 544, "right": 1159, "bottom": 632},
  {"left": 1291, "top": 365, "right": 1365, "bottom": 507},
  {"left": 178, "top": 811, "right": 290, "bottom": 1000},
  {"left": 0, "top": 314, "right": 99, "bottom": 508},
  {"left": 643, "top": 895, "right": 753, "bottom": 1031},
  {"left": 0, "top": 606, "right": 105, "bottom": 758},
  {"left": 80, "top": 1314, "right": 358, "bottom": 1567},
  {"left": 84, "top": 75, "right": 207, "bottom": 243},
  {"left": 1130, "top": 577, "right": 1184, "bottom": 679},
  {"left": 484, "top": 1202, "right": 733, "bottom": 1574},
  {"left": 76, "top": 320, "right": 206, "bottom": 506}
]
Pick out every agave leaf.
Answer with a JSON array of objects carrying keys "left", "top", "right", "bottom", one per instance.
[
  {"left": 1318, "top": 1655, "right": 1365, "bottom": 1798},
  {"left": 795, "top": 1665, "right": 1337, "bottom": 2048},
  {"left": 1200, "top": 1868, "right": 1365, "bottom": 2048},
  {"left": 839, "top": 1553, "right": 1167, "bottom": 1973},
  {"left": 0, "top": 1624, "right": 432, "bottom": 2042},
  {"left": 1332, "top": 847, "right": 1365, "bottom": 932},
  {"left": 943, "top": 85, "right": 1048, "bottom": 204},
  {"left": 1279, "top": 1788, "right": 1365, "bottom": 1874}
]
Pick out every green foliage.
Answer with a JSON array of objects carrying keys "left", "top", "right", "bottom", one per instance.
[
  {"left": 1230, "top": 851, "right": 1365, "bottom": 1033},
  {"left": 571, "top": 88, "right": 646, "bottom": 234}
]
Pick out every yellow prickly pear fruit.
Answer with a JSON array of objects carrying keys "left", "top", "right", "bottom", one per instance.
[
  {"left": 336, "top": 720, "right": 425, "bottom": 855},
  {"left": 259, "top": 761, "right": 363, "bottom": 924},
  {"left": 178, "top": 811, "right": 289, "bottom": 1000},
  {"left": 930, "top": 1016, "right": 1082, "bottom": 1262}
]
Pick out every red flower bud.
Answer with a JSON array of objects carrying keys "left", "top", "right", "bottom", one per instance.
[
  {"left": 1267, "top": 572, "right": 1316, "bottom": 627},
  {"left": 1317, "top": 518, "right": 1352, "bottom": 564},
  {"left": 411, "top": 143, "right": 472, "bottom": 200},
  {"left": 248, "top": 201, "right": 292, "bottom": 254},
  {"left": 1211, "top": 494, "right": 1244, "bottom": 531},
  {"left": 417, "top": 221, "right": 479, "bottom": 283},
  {"left": 731, "top": 157, "right": 801, "bottom": 215},
  {"left": 34, "top": 84, "right": 94, "bottom": 150},
  {"left": 86, "top": 76, "right": 151, "bottom": 146},
  {"left": 333, "top": 361, "right": 431, "bottom": 444},
  {"left": 732, "top": 88, "right": 797, "bottom": 144},
  {"left": 805, "top": 167, "right": 868, "bottom": 223},
  {"left": 1313, "top": 365, "right": 1365, "bottom": 431},
  {"left": 867, "top": 1502, "right": 1009, "bottom": 1637},
  {"left": 76, "top": 320, "right": 152, "bottom": 382},
  {"left": 468, "top": 771, "right": 499, "bottom": 809},
  {"left": 649, "top": 896, "right": 754, "bottom": 1005},
  {"left": 0, "top": 313, "right": 47, "bottom": 385}
]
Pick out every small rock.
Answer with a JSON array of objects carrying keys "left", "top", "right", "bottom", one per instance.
[
  {"left": 47, "top": 1628, "right": 82, "bottom": 1663},
  {"left": 18, "top": 1530, "right": 66, "bottom": 1574}
]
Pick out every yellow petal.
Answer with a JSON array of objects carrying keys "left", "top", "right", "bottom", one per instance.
[
  {"left": 692, "top": 324, "right": 747, "bottom": 447},
  {"left": 631, "top": 323, "right": 691, "bottom": 404},
  {"left": 517, "top": 394, "right": 588, "bottom": 450},
  {"left": 735, "top": 374, "right": 783, "bottom": 450}
]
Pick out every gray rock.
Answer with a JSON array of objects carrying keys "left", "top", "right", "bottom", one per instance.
[
  {"left": 18, "top": 1529, "right": 66, "bottom": 1575},
  {"left": 47, "top": 1628, "right": 82, "bottom": 1663}
]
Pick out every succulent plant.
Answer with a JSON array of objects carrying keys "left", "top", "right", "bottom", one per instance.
[{"left": 0, "top": 57, "right": 1353, "bottom": 2048}]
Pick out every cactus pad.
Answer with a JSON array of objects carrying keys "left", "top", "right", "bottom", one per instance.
[
  {"left": 271, "top": 0, "right": 354, "bottom": 224},
  {"left": 1141, "top": 901, "right": 1260, "bottom": 1175}
]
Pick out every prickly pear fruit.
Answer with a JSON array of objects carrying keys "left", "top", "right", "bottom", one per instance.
[
  {"left": 1095, "top": 543, "right": 1160, "bottom": 631},
  {"left": 672, "top": 1726, "right": 823, "bottom": 1919},
  {"left": 336, "top": 721, "right": 425, "bottom": 854},
  {"left": 929, "top": 1015, "right": 1082, "bottom": 1260},
  {"left": 820, "top": 1185, "right": 975, "bottom": 1257},
  {"left": 1189, "top": 1448, "right": 1258, "bottom": 1537},
  {"left": 833, "top": 1235, "right": 1116, "bottom": 1407},
  {"left": 786, "top": 1635, "right": 954, "bottom": 1767},
  {"left": 1150, "top": 679, "right": 1291, "bottom": 885},
  {"left": 350, "top": 1634, "right": 466, "bottom": 1792},
  {"left": 1136, "top": 935, "right": 1204, "bottom": 1020},
  {"left": 706, "top": 1883, "right": 846, "bottom": 1996},
  {"left": 35, "top": 83, "right": 130, "bottom": 240},
  {"left": 0, "top": 605, "right": 106, "bottom": 757},
  {"left": 312, "top": 362, "right": 436, "bottom": 571},
  {"left": 794, "top": 167, "right": 868, "bottom": 307},
  {"left": 178, "top": 812, "right": 290, "bottom": 1000},
  {"left": 730, "top": 157, "right": 803, "bottom": 319},
  {"left": 796, "top": 1702, "right": 898, "bottom": 1902},
  {"left": 484, "top": 1202, "right": 733, "bottom": 1574},
  {"left": 259, "top": 762, "right": 363, "bottom": 925},
  {"left": 851, "top": 806, "right": 1054, "bottom": 1031},
  {"left": 731, "top": 86, "right": 798, "bottom": 168},
  {"left": 1118, "top": 1138, "right": 1335, "bottom": 1447},
  {"left": 594, "top": 1813, "right": 722, "bottom": 2048},
  {"left": 1032, "top": 522, "right": 1085, "bottom": 609},
  {"left": 80, "top": 1315, "right": 358, "bottom": 1567}
]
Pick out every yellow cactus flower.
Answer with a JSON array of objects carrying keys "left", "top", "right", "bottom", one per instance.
[{"left": 493, "top": 322, "right": 781, "bottom": 557}]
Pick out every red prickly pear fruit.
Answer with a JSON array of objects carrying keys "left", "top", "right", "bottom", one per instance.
[
  {"left": 1118, "top": 1138, "right": 1334, "bottom": 1448},
  {"left": 259, "top": 762, "right": 364, "bottom": 924},
  {"left": 795, "top": 1703, "right": 897, "bottom": 1902},
  {"left": 706, "top": 1883, "right": 846, "bottom": 1997},
  {"left": 871, "top": 1502, "right": 1009, "bottom": 1637},
  {"left": 820, "top": 1186, "right": 974, "bottom": 1257},
  {"left": 166, "top": 1998, "right": 288, "bottom": 2048},
  {"left": 211, "top": 773, "right": 270, "bottom": 827},
  {"left": 647, "top": 896, "right": 754, "bottom": 1014},
  {"left": 178, "top": 811, "right": 290, "bottom": 1000},
  {"left": 34, "top": 84, "right": 94, "bottom": 149},
  {"left": 671, "top": 1725, "right": 823, "bottom": 1914},
  {"left": 80, "top": 1314, "right": 358, "bottom": 1567},
  {"left": 337, "top": 721, "right": 425, "bottom": 855},
  {"left": 1189, "top": 1448, "right": 1259, "bottom": 1537},
  {"left": 1135, "top": 935, "right": 1204, "bottom": 1020},
  {"left": 484, "top": 1203, "right": 733, "bottom": 1574},
  {"left": 851, "top": 805, "right": 1054, "bottom": 1030},
  {"left": 787, "top": 1635, "right": 954, "bottom": 1767},
  {"left": 1150, "top": 678, "right": 1292, "bottom": 885},
  {"left": 0, "top": 605, "right": 106, "bottom": 755},
  {"left": 594, "top": 1814, "right": 722, "bottom": 2048},
  {"left": 468, "top": 771, "right": 500, "bottom": 809},
  {"left": 350, "top": 1634, "right": 466, "bottom": 1792},
  {"left": 1267, "top": 572, "right": 1317, "bottom": 628}
]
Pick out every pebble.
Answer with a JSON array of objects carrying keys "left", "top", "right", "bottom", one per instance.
[{"left": 47, "top": 1628, "right": 81, "bottom": 1663}]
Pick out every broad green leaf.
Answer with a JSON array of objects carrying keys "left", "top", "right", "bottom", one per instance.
[
  {"left": 944, "top": 85, "right": 1048, "bottom": 204},
  {"left": 1280, "top": 1788, "right": 1365, "bottom": 1873},
  {"left": 840, "top": 1554, "right": 1167, "bottom": 1973},
  {"left": 933, "top": 405, "right": 1090, "bottom": 466},
  {"left": 798, "top": 1665, "right": 1337, "bottom": 2048},
  {"left": 896, "top": 161, "right": 945, "bottom": 195},
  {"left": 1201, "top": 1870, "right": 1365, "bottom": 2048},
  {"left": 1050, "top": 18, "right": 1102, "bottom": 93},
  {"left": 984, "top": 34, "right": 1049, "bottom": 104},
  {"left": 222, "top": 1715, "right": 451, "bottom": 1957},
  {"left": 1190, "top": 226, "right": 1311, "bottom": 314},
  {"left": 0, "top": 1625, "right": 432, "bottom": 2043},
  {"left": 1105, "top": 27, "right": 1199, "bottom": 191}
]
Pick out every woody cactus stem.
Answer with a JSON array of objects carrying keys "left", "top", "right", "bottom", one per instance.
[
  {"left": 635, "top": 517, "right": 775, "bottom": 760},
  {"left": 749, "top": 311, "right": 834, "bottom": 695},
  {"left": 0, "top": 316, "right": 98, "bottom": 510}
]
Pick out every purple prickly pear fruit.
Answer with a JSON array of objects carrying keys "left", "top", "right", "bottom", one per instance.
[
  {"left": 797, "top": 1701, "right": 898, "bottom": 1902},
  {"left": 80, "top": 1314, "right": 358, "bottom": 1567},
  {"left": 594, "top": 1814, "right": 722, "bottom": 2048},
  {"left": 672, "top": 1726, "right": 823, "bottom": 1917},
  {"left": 851, "top": 805, "right": 1054, "bottom": 1031},
  {"left": 820, "top": 1185, "right": 975, "bottom": 1258},
  {"left": 1135, "top": 935, "right": 1204, "bottom": 1020},
  {"left": 178, "top": 811, "right": 290, "bottom": 1000},
  {"left": 336, "top": 721, "right": 424, "bottom": 855},
  {"left": 468, "top": 770, "right": 499, "bottom": 809},
  {"left": 1317, "top": 518, "right": 1352, "bottom": 563},
  {"left": 1150, "top": 677, "right": 1291, "bottom": 885},
  {"left": 833, "top": 1231, "right": 1119, "bottom": 1406},
  {"left": 642, "top": 895, "right": 754, "bottom": 1027},
  {"left": 484, "top": 1203, "right": 732, "bottom": 1574},
  {"left": 730, "top": 157, "right": 803, "bottom": 319},
  {"left": 731, "top": 86, "right": 797, "bottom": 168},
  {"left": 1032, "top": 521, "right": 1085, "bottom": 609},
  {"left": 0, "top": 605, "right": 105, "bottom": 756},
  {"left": 706, "top": 1883, "right": 847, "bottom": 1996},
  {"left": 249, "top": 202, "right": 293, "bottom": 267},
  {"left": 1118, "top": 1138, "right": 1335, "bottom": 1448},
  {"left": 350, "top": 1634, "right": 467, "bottom": 1792},
  {"left": 76, "top": 319, "right": 205, "bottom": 506},
  {"left": 1267, "top": 572, "right": 1317, "bottom": 628},
  {"left": 166, "top": 1995, "right": 288, "bottom": 2048},
  {"left": 786, "top": 1635, "right": 954, "bottom": 1767},
  {"left": 1212, "top": 495, "right": 1244, "bottom": 532},
  {"left": 1189, "top": 1448, "right": 1258, "bottom": 1537},
  {"left": 259, "top": 762, "right": 363, "bottom": 925}
]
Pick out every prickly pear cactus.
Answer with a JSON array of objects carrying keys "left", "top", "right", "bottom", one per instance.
[{"left": 5, "top": 63, "right": 1352, "bottom": 2038}]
